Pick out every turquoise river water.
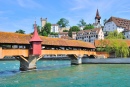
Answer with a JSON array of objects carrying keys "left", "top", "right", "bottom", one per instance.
[{"left": 0, "top": 60, "right": 130, "bottom": 87}]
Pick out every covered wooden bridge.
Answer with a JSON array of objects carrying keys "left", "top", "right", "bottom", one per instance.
[{"left": 0, "top": 22, "right": 96, "bottom": 71}]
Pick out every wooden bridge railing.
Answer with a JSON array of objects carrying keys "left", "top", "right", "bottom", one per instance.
[
  {"left": 0, "top": 48, "right": 29, "bottom": 58},
  {"left": 41, "top": 50, "right": 96, "bottom": 56},
  {"left": 0, "top": 48, "right": 96, "bottom": 59}
]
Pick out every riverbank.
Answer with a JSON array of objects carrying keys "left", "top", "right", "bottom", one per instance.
[{"left": 82, "top": 58, "right": 130, "bottom": 64}]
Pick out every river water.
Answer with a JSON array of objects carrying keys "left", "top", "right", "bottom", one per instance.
[{"left": 0, "top": 60, "right": 130, "bottom": 87}]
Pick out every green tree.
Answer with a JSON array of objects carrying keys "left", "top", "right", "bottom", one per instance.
[
  {"left": 83, "top": 24, "right": 94, "bottom": 30},
  {"left": 50, "top": 32, "right": 58, "bottom": 35},
  {"left": 105, "top": 30, "right": 125, "bottom": 39},
  {"left": 107, "top": 39, "right": 129, "bottom": 58},
  {"left": 97, "top": 30, "right": 129, "bottom": 58},
  {"left": 57, "top": 18, "right": 69, "bottom": 27},
  {"left": 37, "top": 26, "right": 42, "bottom": 35},
  {"left": 43, "top": 23, "right": 51, "bottom": 34},
  {"left": 63, "top": 30, "right": 69, "bottom": 32},
  {"left": 42, "top": 31, "right": 48, "bottom": 36},
  {"left": 68, "top": 26, "right": 80, "bottom": 37},
  {"left": 77, "top": 19, "right": 86, "bottom": 27},
  {"left": 41, "top": 23, "right": 51, "bottom": 36},
  {"left": 15, "top": 29, "right": 25, "bottom": 34}
]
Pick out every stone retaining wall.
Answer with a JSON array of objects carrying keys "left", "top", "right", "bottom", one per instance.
[{"left": 82, "top": 58, "right": 130, "bottom": 64}]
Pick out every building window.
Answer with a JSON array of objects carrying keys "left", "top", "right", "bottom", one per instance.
[{"left": 96, "top": 35, "right": 98, "bottom": 38}]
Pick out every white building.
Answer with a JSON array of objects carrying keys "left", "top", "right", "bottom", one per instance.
[
  {"left": 123, "top": 30, "right": 130, "bottom": 39},
  {"left": 51, "top": 24, "right": 59, "bottom": 33},
  {"left": 58, "top": 32, "right": 68, "bottom": 38},
  {"left": 103, "top": 17, "right": 130, "bottom": 35},
  {"left": 79, "top": 26, "right": 84, "bottom": 30},
  {"left": 76, "top": 28, "right": 104, "bottom": 43}
]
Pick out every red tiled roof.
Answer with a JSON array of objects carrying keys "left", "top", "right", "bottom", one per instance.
[
  {"left": 107, "top": 16, "right": 130, "bottom": 30},
  {"left": 0, "top": 32, "right": 31, "bottom": 44},
  {"left": 60, "top": 36, "right": 73, "bottom": 40},
  {"left": 0, "top": 31, "right": 95, "bottom": 48},
  {"left": 30, "top": 23, "right": 42, "bottom": 42},
  {"left": 77, "top": 28, "right": 101, "bottom": 34}
]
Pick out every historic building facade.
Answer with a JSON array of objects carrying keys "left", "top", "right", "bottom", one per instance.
[
  {"left": 123, "top": 30, "right": 130, "bottom": 39},
  {"left": 58, "top": 32, "right": 76, "bottom": 40},
  {"left": 76, "top": 28, "right": 104, "bottom": 43},
  {"left": 51, "top": 24, "right": 59, "bottom": 33},
  {"left": 103, "top": 16, "right": 130, "bottom": 35}
]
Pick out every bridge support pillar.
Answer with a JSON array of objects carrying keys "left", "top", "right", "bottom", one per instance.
[
  {"left": 19, "top": 55, "right": 37, "bottom": 71},
  {"left": 71, "top": 57, "right": 82, "bottom": 65}
]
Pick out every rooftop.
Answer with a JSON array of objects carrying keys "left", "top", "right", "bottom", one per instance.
[
  {"left": 107, "top": 16, "right": 130, "bottom": 30},
  {"left": 0, "top": 31, "right": 95, "bottom": 49},
  {"left": 77, "top": 28, "right": 101, "bottom": 34}
]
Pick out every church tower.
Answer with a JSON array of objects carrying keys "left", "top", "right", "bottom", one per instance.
[
  {"left": 40, "top": 17, "right": 47, "bottom": 28},
  {"left": 95, "top": 9, "right": 101, "bottom": 24}
]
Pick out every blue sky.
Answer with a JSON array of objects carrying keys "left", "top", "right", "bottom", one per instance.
[{"left": 0, "top": 0, "right": 130, "bottom": 34}]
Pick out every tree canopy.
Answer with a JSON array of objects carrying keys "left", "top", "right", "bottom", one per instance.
[
  {"left": 97, "top": 30, "right": 129, "bottom": 58},
  {"left": 63, "top": 30, "right": 69, "bottom": 32},
  {"left": 83, "top": 24, "right": 94, "bottom": 30},
  {"left": 77, "top": 19, "right": 86, "bottom": 27},
  {"left": 15, "top": 29, "right": 25, "bottom": 34},
  {"left": 57, "top": 18, "right": 69, "bottom": 27},
  {"left": 68, "top": 26, "right": 80, "bottom": 37},
  {"left": 105, "top": 30, "right": 125, "bottom": 39},
  {"left": 50, "top": 32, "right": 58, "bottom": 35},
  {"left": 41, "top": 23, "right": 51, "bottom": 36}
]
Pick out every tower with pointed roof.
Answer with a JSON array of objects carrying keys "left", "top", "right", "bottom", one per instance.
[
  {"left": 95, "top": 9, "right": 101, "bottom": 24},
  {"left": 30, "top": 21, "right": 42, "bottom": 55},
  {"left": 93, "top": 9, "right": 102, "bottom": 28}
]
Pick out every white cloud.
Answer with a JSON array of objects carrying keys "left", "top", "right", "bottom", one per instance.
[
  {"left": 69, "top": 0, "right": 90, "bottom": 11},
  {"left": 66, "top": 0, "right": 118, "bottom": 25},
  {"left": 17, "top": 0, "right": 43, "bottom": 8}
]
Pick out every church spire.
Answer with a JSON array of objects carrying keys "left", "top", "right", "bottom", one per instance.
[
  {"left": 95, "top": 9, "right": 101, "bottom": 24},
  {"left": 95, "top": 9, "right": 101, "bottom": 19},
  {"left": 30, "top": 21, "right": 42, "bottom": 42}
]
